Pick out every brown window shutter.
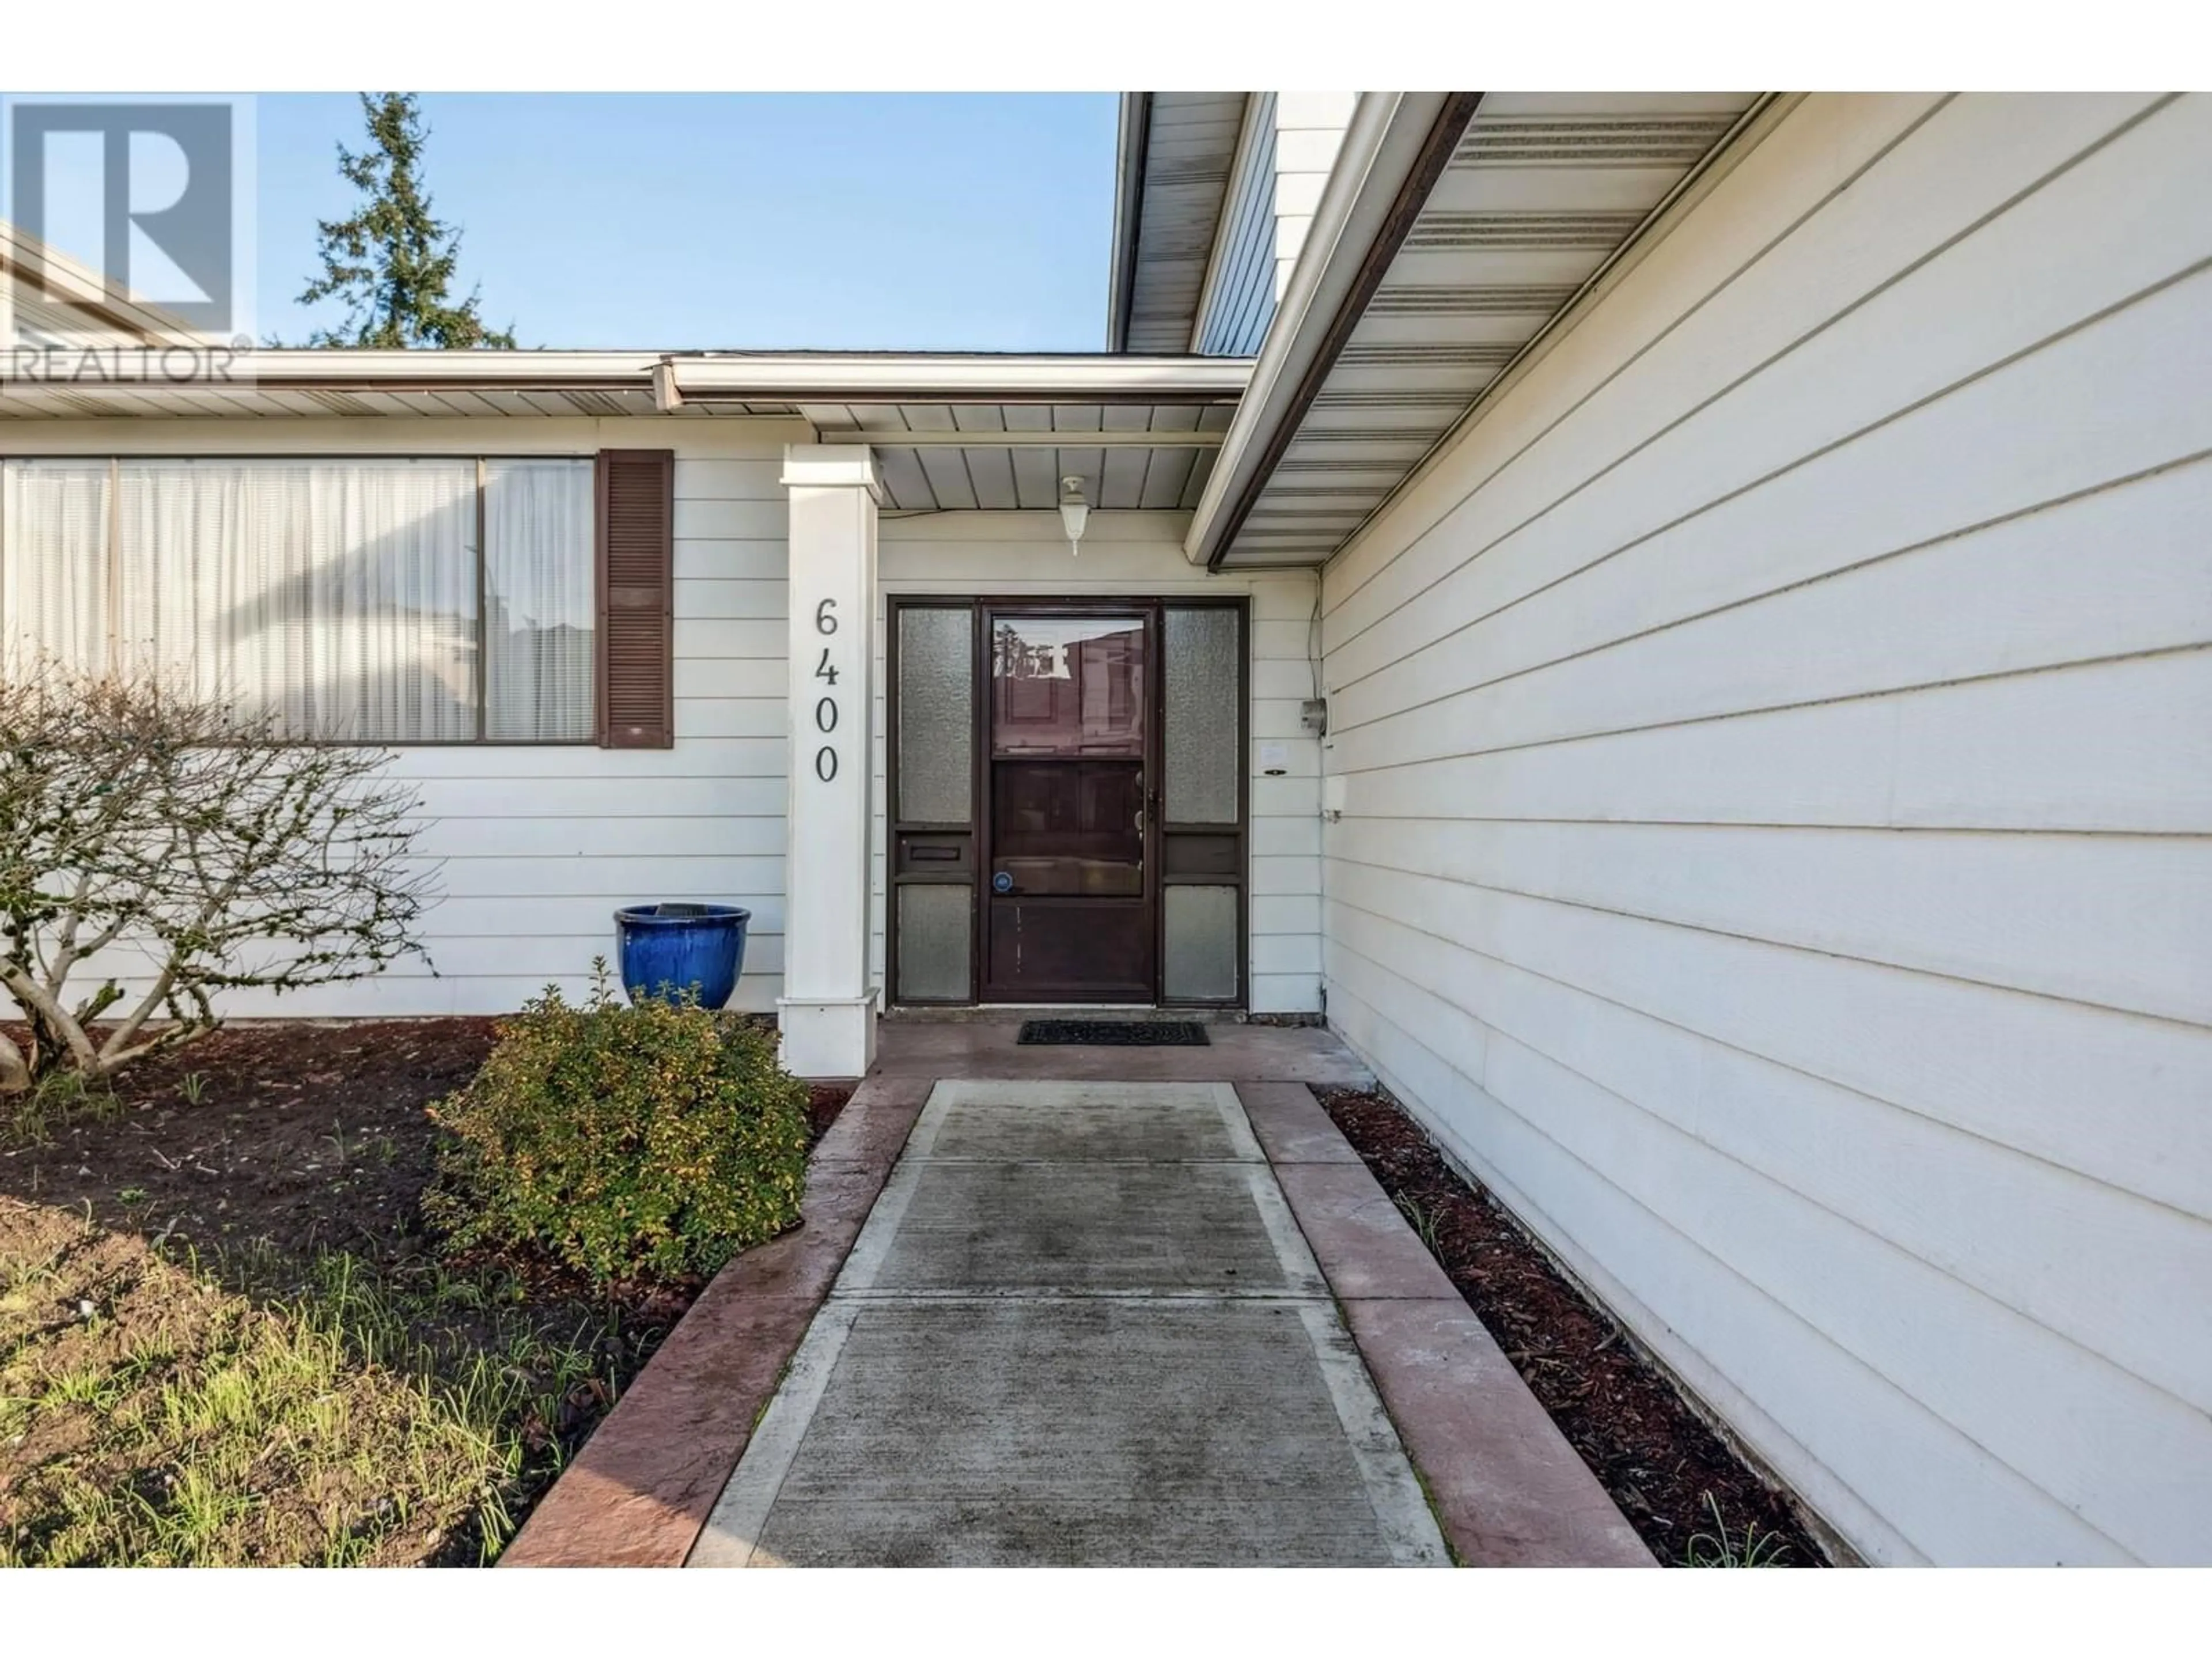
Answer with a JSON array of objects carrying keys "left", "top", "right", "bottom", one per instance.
[{"left": 596, "top": 449, "right": 675, "bottom": 748}]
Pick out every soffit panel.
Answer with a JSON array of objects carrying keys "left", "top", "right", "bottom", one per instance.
[
  {"left": 810, "top": 399, "right": 1235, "bottom": 513},
  {"left": 1121, "top": 92, "right": 1251, "bottom": 354},
  {"left": 1218, "top": 92, "right": 1766, "bottom": 566}
]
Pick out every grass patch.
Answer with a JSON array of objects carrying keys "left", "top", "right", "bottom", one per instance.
[
  {"left": 0, "top": 1198, "right": 624, "bottom": 1566},
  {"left": 0, "top": 1070, "right": 122, "bottom": 1152},
  {"left": 1683, "top": 1493, "right": 1799, "bottom": 1567},
  {"left": 0, "top": 1016, "right": 850, "bottom": 1566}
]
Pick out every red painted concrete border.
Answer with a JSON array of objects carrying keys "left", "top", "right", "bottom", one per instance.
[
  {"left": 1238, "top": 1081, "right": 1656, "bottom": 1567},
  {"left": 498, "top": 1077, "right": 930, "bottom": 1568}
]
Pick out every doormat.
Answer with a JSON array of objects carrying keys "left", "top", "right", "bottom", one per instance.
[{"left": 1016, "top": 1020, "right": 1211, "bottom": 1047}]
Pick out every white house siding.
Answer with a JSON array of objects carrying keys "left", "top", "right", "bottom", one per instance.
[
  {"left": 1196, "top": 93, "right": 1279, "bottom": 356},
  {"left": 1314, "top": 92, "right": 2212, "bottom": 1565},
  {"left": 876, "top": 510, "right": 1323, "bottom": 1013},
  {"left": 1192, "top": 89, "right": 1356, "bottom": 355},
  {"left": 2, "top": 416, "right": 804, "bottom": 1018},
  {"left": 1272, "top": 92, "right": 1357, "bottom": 303}
]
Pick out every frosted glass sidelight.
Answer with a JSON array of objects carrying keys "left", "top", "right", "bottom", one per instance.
[
  {"left": 1163, "top": 884, "right": 1238, "bottom": 1001},
  {"left": 1164, "top": 607, "right": 1240, "bottom": 824},
  {"left": 896, "top": 607, "right": 975, "bottom": 824},
  {"left": 897, "top": 884, "right": 973, "bottom": 1001}
]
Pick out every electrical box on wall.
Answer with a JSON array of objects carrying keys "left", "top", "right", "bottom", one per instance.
[
  {"left": 1322, "top": 774, "right": 1347, "bottom": 821},
  {"left": 1300, "top": 698, "right": 1328, "bottom": 736}
]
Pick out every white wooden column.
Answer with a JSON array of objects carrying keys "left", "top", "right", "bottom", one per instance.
[{"left": 777, "top": 445, "right": 880, "bottom": 1077}]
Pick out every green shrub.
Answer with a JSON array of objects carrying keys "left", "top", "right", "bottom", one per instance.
[{"left": 426, "top": 973, "right": 810, "bottom": 1285}]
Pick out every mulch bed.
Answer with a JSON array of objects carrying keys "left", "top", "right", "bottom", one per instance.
[
  {"left": 1316, "top": 1085, "right": 1826, "bottom": 1567},
  {"left": 0, "top": 1017, "right": 851, "bottom": 1563},
  {"left": 5, "top": 1020, "right": 502, "bottom": 1265}
]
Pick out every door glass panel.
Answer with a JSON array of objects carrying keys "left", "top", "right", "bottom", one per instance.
[
  {"left": 1163, "top": 885, "right": 1238, "bottom": 1001},
  {"left": 1163, "top": 607, "right": 1240, "bottom": 824},
  {"left": 896, "top": 606, "right": 974, "bottom": 825},
  {"left": 991, "top": 615, "right": 1145, "bottom": 756},
  {"left": 991, "top": 760, "right": 1143, "bottom": 895},
  {"left": 896, "top": 884, "right": 972, "bottom": 1001}
]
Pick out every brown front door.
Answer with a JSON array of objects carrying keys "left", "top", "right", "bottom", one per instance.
[{"left": 979, "top": 607, "right": 1154, "bottom": 1001}]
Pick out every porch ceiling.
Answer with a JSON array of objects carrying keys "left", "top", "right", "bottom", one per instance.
[
  {"left": 1202, "top": 92, "right": 1770, "bottom": 569},
  {"left": 798, "top": 400, "right": 1235, "bottom": 512}
]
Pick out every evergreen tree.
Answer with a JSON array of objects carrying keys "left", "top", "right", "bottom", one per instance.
[{"left": 298, "top": 93, "right": 517, "bottom": 348}]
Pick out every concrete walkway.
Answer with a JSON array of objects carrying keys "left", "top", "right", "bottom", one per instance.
[
  {"left": 688, "top": 1080, "right": 1450, "bottom": 1567},
  {"left": 506, "top": 1021, "right": 1650, "bottom": 1569}
]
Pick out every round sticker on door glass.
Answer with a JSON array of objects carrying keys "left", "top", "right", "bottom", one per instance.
[{"left": 992, "top": 871, "right": 1014, "bottom": 893}]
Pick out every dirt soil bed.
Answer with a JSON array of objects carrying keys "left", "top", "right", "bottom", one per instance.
[
  {"left": 1316, "top": 1085, "right": 1825, "bottom": 1567},
  {"left": 0, "top": 1018, "right": 850, "bottom": 1566}
]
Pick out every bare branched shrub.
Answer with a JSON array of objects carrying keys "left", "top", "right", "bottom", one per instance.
[{"left": 0, "top": 662, "right": 435, "bottom": 1092}]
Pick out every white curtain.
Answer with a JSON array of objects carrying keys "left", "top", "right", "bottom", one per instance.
[
  {"left": 2, "top": 461, "right": 112, "bottom": 675},
  {"left": 113, "top": 459, "right": 478, "bottom": 741},
  {"left": 484, "top": 459, "right": 596, "bottom": 742},
  {"left": 2, "top": 456, "right": 597, "bottom": 744}
]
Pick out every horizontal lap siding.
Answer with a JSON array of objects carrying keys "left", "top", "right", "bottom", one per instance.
[
  {"left": 19, "top": 427, "right": 798, "bottom": 1018},
  {"left": 1272, "top": 92, "right": 1357, "bottom": 302},
  {"left": 1197, "top": 93, "right": 1279, "bottom": 356},
  {"left": 1316, "top": 93, "right": 2212, "bottom": 1565},
  {"left": 391, "top": 449, "right": 790, "bottom": 1013},
  {"left": 874, "top": 513, "right": 1322, "bottom": 1012}
]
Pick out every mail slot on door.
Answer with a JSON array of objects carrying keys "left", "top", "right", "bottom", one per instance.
[{"left": 895, "top": 833, "right": 972, "bottom": 876}]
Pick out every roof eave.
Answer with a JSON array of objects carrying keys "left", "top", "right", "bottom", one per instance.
[
  {"left": 237, "top": 350, "right": 665, "bottom": 394},
  {"left": 0, "top": 349, "right": 1253, "bottom": 408},
  {"left": 1181, "top": 91, "right": 1479, "bottom": 570},
  {"left": 669, "top": 351, "right": 1248, "bottom": 406},
  {"left": 1105, "top": 92, "right": 1153, "bottom": 354}
]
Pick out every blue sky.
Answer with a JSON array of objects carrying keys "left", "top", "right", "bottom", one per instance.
[{"left": 256, "top": 93, "right": 1118, "bottom": 351}]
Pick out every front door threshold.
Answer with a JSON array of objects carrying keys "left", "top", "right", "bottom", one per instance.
[
  {"left": 881, "top": 1004, "right": 1249, "bottom": 1025},
  {"left": 980, "top": 1002, "right": 1157, "bottom": 1011}
]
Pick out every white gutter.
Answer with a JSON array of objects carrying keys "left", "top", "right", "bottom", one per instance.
[
  {"left": 669, "top": 354, "right": 1251, "bottom": 405},
  {"left": 1181, "top": 91, "right": 1469, "bottom": 568},
  {"left": 225, "top": 350, "right": 664, "bottom": 388},
  {"left": 5, "top": 348, "right": 1250, "bottom": 406}
]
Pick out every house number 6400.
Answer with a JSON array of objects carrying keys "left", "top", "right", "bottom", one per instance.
[{"left": 812, "top": 597, "right": 840, "bottom": 781}]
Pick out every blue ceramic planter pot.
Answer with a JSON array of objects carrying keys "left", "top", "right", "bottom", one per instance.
[{"left": 613, "top": 903, "right": 750, "bottom": 1009}]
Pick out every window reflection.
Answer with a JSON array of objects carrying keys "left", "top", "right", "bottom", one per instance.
[{"left": 991, "top": 615, "right": 1145, "bottom": 756}]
